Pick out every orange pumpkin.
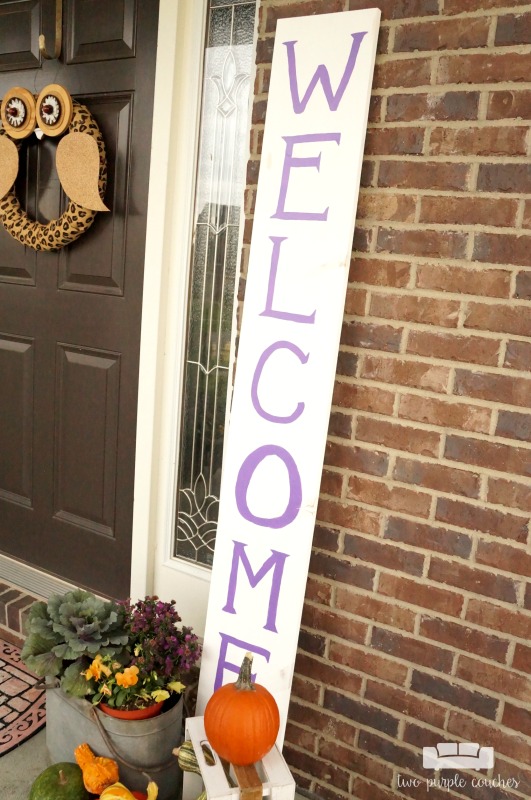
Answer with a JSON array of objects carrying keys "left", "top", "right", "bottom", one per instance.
[{"left": 203, "top": 652, "right": 280, "bottom": 766}]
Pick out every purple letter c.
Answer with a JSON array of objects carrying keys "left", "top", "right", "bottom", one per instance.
[{"left": 251, "top": 340, "right": 309, "bottom": 424}]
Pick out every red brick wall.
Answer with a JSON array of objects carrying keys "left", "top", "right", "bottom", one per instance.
[{"left": 245, "top": 1, "right": 531, "bottom": 798}]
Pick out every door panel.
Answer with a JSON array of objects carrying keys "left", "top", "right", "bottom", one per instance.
[
  {"left": 66, "top": 0, "right": 136, "bottom": 63},
  {"left": 0, "top": 0, "right": 159, "bottom": 597},
  {"left": 54, "top": 344, "right": 119, "bottom": 536},
  {"left": 0, "top": 334, "right": 34, "bottom": 505},
  {"left": 0, "top": 0, "right": 41, "bottom": 71}
]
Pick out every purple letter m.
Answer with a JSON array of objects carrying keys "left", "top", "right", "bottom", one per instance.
[{"left": 223, "top": 541, "right": 289, "bottom": 633}]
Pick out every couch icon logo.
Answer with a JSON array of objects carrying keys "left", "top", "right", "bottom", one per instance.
[{"left": 423, "top": 742, "right": 495, "bottom": 771}]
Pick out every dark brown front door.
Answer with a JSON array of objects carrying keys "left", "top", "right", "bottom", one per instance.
[{"left": 0, "top": 0, "right": 160, "bottom": 597}]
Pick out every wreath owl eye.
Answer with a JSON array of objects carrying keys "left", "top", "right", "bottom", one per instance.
[
  {"left": 5, "top": 97, "right": 27, "bottom": 128},
  {"left": 40, "top": 95, "right": 61, "bottom": 126}
]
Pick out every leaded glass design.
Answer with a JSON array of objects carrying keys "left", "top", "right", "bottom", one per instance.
[{"left": 173, "top": 0, "right": 255, "bottom": 567}]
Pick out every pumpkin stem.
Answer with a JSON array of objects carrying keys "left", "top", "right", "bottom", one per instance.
[
  {"left": 58, "top": 769, "right": 67, "bottom": 786},
  {"left": 235, "top": 652, "right": 255, "bottom": 691}
]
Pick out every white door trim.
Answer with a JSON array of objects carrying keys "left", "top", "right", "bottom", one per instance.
[{"left": 131, "top": 0, "right": 210, "bottom": 626}]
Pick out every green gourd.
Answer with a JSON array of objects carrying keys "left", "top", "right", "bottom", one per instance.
[{"left": 29, "top": 763, "right": 90, "bottom": 800}]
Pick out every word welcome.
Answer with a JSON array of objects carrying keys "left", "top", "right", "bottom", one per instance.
[{"left": 197, "top": 10, "right": 380, "bottom": 738}]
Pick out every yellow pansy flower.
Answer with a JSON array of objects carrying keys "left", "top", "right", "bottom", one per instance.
[
  {"left": 151, "top": 689, "right": 170, "bottom": 704},
  {"left": 167, "top": 680, "right": 186, "bottom": 694},
  {"left": 84, "top": 654, "right": 111, "bottom": 681},
  {"left": 115, "top": 665, "right": 139, "bottom": 688}
]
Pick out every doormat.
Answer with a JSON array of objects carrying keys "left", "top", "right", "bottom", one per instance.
[{"left": 0, "top": 638, "right": 46, "bottom": 756}]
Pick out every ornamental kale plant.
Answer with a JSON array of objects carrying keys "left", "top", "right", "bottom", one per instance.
[{"left": 21, "top": 588, "right": 129, "bottom": 697}]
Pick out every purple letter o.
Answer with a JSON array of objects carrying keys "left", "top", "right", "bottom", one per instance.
[{"left": 235, "top": 444, "right": 302, "bottom": 528}]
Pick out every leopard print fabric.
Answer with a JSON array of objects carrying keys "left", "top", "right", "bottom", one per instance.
[{"left": 0, "top": 102, "right": 107, "bottom": 252}]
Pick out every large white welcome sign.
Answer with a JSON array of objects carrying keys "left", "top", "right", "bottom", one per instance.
[{"left": 196, "top": 9, "right": 381, "bottom": 741}]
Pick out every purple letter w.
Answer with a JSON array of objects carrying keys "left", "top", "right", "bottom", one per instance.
[{"left": 284, "top": 31, "right": 367, "bottom": 114}]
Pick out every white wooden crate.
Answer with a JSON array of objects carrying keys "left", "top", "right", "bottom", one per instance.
[{"left": 183, "top": 716, "right": 296, "bottom": 800}]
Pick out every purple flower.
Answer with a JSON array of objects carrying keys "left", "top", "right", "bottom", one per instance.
[{"left": 121, "top": 597, "right": 201, "bottom": 686}]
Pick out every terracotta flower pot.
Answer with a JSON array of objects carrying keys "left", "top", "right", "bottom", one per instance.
[{"left": 99, "top": 700, "right": 164, "bottom": 720}]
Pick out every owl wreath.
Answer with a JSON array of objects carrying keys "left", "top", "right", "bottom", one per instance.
[{"left": 0, "top": 84, "right": 109, "bottom": 252}]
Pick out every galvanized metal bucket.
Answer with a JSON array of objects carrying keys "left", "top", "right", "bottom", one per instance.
[{"left": 46, "top": 687, "right": 183, "bottom": 799}]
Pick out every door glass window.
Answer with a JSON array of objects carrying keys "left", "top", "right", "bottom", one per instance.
[{"left": 173, "top": 0, "right": 256, "bottom": 567}]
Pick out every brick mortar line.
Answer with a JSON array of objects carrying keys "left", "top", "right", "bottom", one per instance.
[
  {"left": 450, "top": 649, "right": 459, "bottom": 678},
  {"left": 363, "top": 154, "right": 531, "bottom": 165},
  {"left": 317, "top": 215, "right": 528, "bottom": 234},
  {"left": 516, "top": 197, "right": 528, "bottom": 227},
  {"left": 364, "top": 120, "right": 531, "bottom": 129},
  {"left": 332, "top": 376, "right": 531, "bottom": 403},
  {"left": 358, "top": 270, "right": 529, "bottom": 288},
  {"left": 339, "top": 347, "right": 523, "bottom": 370},
  {"left": 374, "top": 45, "right": 531, "bottom": 63},
  {"left": 362, "top": 75, "right": 531, "bottom": 91},
  {"left": 352, "top": 428, "right": 531, "bottom": 455},
  {"left": 516, "top": 581, "right": 527, "bottom": 607},
  {"left": 413, "top": 192, "right": 422, "bottom": 225},
  {"left": 350, "top": 248, "right": 528, "bottom": 260},
  {"left": 497, "top": 340, "right": 509, "bottom": 369},
  {"left": 344, "top": 312, "right": 523, "bottom": 337},
  {"left": 398, "top": 325, "right": 409, "bottom": 355},
  {"left": 339, "top": 377, "right": 531, "bottom": 409},
  {"left": 344, "top": 352, "right": 531, "bottom": 378},
  {"left": 355, "top": 222, "right": 531, "bottom": 238},
  {"left": 428, "top": 493, "right": 438, "bottom": 522},
  {"left": 354, "top": 220, "right": 530, "bottom": 236},
  {"left": 479, "top": 473, "right": 489, "bottom": 502},
  {"left": 385, "top": 450, "right": 397, "bottom": 479},
  {"left": 487, "top": 14, "right": 498, "bottom": 51}
]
